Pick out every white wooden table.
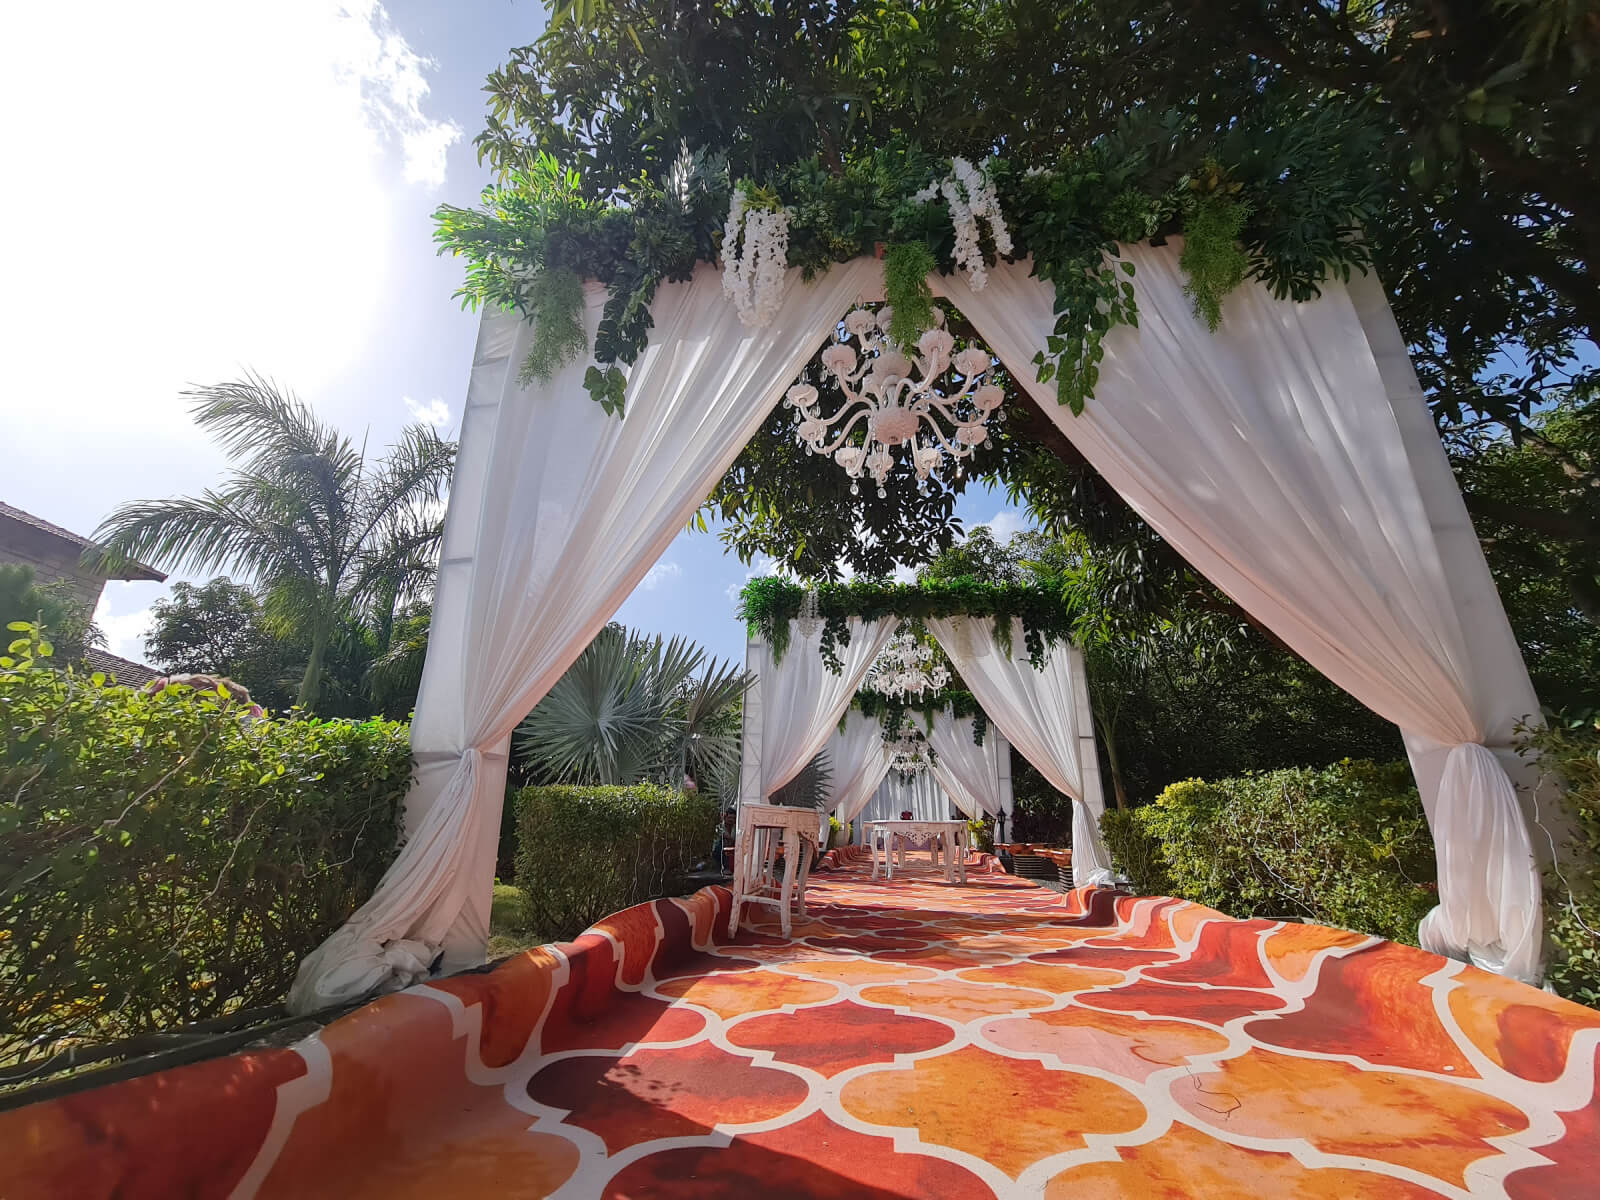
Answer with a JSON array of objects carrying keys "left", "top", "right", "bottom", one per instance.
[
  {"left": 728, "top": 803, "right": 821, "bottom": 937},
  {"left": 866, "top": 819, "right": 968, "bottom": 884}
]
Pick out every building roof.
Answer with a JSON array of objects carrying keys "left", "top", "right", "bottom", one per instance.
[
  {"left": 83, "top": 646, "right": 161, "bottom": 687},
  {"left": 0, "top": 501, "right": 167, "bottom": 582}
]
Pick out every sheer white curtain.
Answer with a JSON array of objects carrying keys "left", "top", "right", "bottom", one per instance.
[
  {"left": 753, "top": 620, "right": 894, "bottom": 799},
  {"left": 937, "top": 247, "right": 1544, "bottom": 980},
  {"left": 289, "top": 259, "right": 886, "bottom": 1012},
  {"left": 928, "top": 711, "right": 1003, "bottom": 820},
  {"left": 825, "top": 709, "right": 893, "bottom": 826},
  {"left": 927, "top": 617, "right": 1113, "bottom": 883}
]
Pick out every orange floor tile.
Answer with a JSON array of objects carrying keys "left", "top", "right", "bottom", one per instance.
[{"left": 4, "top": 850, "right": 1597, "bottom": 1198}]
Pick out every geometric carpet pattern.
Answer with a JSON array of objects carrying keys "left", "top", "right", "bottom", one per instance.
[{"left": 5, "top": 848, "right": 1598, "bottom": 1198}]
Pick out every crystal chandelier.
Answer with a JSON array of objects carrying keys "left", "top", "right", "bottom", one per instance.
[
  {"left": 887, "top": 728, "right": 933, "bottom": 775},
  {"left": 865, "top": 631, "right": 952, "bottom": 700},
  {"left": 784, "top": 306, "right": 1003, "bottom": 498}
]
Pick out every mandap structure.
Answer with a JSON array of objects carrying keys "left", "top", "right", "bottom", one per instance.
[
  {"left": 8, "top": 148, "right": 1600, "bottom": 1200},
  {"left": 281, "top": 158, "right": 1558, "bottom": 1013},
  {"left": 734, "top": 579, "right": 1103, "bottom": 871}
]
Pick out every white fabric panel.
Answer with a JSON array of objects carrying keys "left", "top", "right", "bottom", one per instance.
[
  {"left": 928, "top": 616, "right": 1114, "bottom": 883},
  {"left": 826, "top": 710, "right": 894, "bottom": 825},
  {"left": 290, "top": 259, "right": 887, "bottom": 1012},
  {"left": 927, "top": 712, "right": 1003, "bottom": 819},
  {"left": 937, "top": 249, "right": 1542, "bottom": 979},
  {"left": 757, "top": 620, "right": 895, "bottom": 797}
]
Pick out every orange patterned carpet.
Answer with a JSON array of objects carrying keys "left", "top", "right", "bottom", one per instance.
[{"left": 5, "top": 850, "right": 1599, "bottom": 1199}]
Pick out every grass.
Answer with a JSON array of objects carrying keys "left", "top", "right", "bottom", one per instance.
[{"left": 487, "top": 882, "right": 541, "bottom": 959}]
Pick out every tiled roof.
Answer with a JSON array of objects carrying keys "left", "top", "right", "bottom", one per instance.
[
  {"left": 82, "top": 646, "right": 161, "bottom": 686},
  {"left": 0, "top": 501, "right": 166, "bottom": 582}
]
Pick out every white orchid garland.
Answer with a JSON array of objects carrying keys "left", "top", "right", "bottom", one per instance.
[
  {"left": 721, "top": 187, "right": 791, "bottom": 328},
  {"left": 913, "top": 157, "right": 1013, "bottom": 291}
]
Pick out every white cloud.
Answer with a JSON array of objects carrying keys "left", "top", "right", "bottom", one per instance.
[
  {"left": 404, "top": 395, "right": 452, "bottom": 430},
  {"left": 891, "top": 563, "right": 917, "bottom": 584},
  {"left": 640, "top": 560, "right": 682, "bottom": 591},
  {"left": 0, "top": 1, "right": 463, "bottom": 528},
  {"left": 93, "top": 593, "right": 155, "bottom": 665},
  {"left": 975, "top": 508, "right": 1028, "bottom": 543}
]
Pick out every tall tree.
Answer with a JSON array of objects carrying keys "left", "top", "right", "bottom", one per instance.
[{"left": 93, "top": 376, "right": 455, "bottom": 710}]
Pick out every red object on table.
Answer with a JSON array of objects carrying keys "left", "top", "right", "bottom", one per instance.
[{"left": 899, "top": 810, "right": 913, "bottom": 820}]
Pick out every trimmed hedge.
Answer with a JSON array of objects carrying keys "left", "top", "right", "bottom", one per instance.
[
  {"left": 514, "top": 784, "right": 717, "bottom": 942},
  {"left": 1101, "top": 760, "right": 1437, "bottom": 946},
  {"left": 1, "top": 647, "right": 410, "bottom": 1070}
]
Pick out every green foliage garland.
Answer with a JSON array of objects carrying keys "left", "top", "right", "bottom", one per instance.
[
  {"left": 850, "top": 687, "right": 988, "bottom": 746},
  {"left": 737, "top": 575, "right": 1074, "bottom": 672},
  {"left": 882, "top": 241, "right": 936, "bottom": 346},
  {"left": 436, "top": 125, "right": 1378, "bottom": 415}
]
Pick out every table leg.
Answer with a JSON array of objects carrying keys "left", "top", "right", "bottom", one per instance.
[
  {"left": 795, "top": 835, "right": 812, "bottom": 920},
  {"left": 779, "top": 828, "right": 799, "bottom": 937},
  {"left": 728, "top": 823, "right": 748, "bottom": 937}
]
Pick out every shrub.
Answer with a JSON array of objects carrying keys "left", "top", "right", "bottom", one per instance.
[
  {"left": 514, "top": 784, "right": 717, "bottom": 941},
  {"left": 1522, "top": 718, "right": 1600, "bottom": 1007},
  {"left": 0, "top": 632, "right": 410, "bottom": 1070},
  {"left": 967, "top": 818, "right": 995, "bottom": 855},
  {"left": 826, "top": 816, "right": 852, "bottom": 850},
  {"left": 1100, "top": 807, "right": 1173, "bottom": 896},
  {"left": 1118, "top": 760, "right": 1437, "bottom": 945}
]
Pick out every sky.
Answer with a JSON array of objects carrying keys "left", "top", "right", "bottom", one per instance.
[{"left": 0, "top": 0, "right": 1028, "bottom": 671}]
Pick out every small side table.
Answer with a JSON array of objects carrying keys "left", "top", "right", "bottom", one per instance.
[{"left": 728, "top": 804, "right": 820, "bottom": 937}]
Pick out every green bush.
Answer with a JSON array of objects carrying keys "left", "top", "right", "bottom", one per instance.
[
  {"left": 0, "top": 632, "right": 410, "bottom": 1070},
  {"left": 1523, "top": 718, "right": 1600, "bottom": 1007},
  {"left": 1110, "top": 760, "right": 1437, "bottom": 945},
  {"left": 514, "top": 784, "right": 717, "bottom": 942},
  {"left": 1100, "top": 807, "right": 1173, "bottom": 896},
  {"left": 826, "top": 816, "right": 852, "bottom": 850}
]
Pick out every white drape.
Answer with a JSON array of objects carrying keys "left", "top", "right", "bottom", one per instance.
[
  {"left": 825, "top": 709, "right": 894, "bottom": 825},
  {"left": 927, "top": 712, "right": 1004, "bottom": 820},
  {"left": 758, "top": 620, "right": 895, "bottom": 797},
  {"left": 928, "top": 617, "right": 1114, "bottom": 884},
  {"left": 937, "top": 248, "right": 1543, "bottom": 980},
  {"left": 289, "top": 260, "right": 886, "bottom": 1012}
]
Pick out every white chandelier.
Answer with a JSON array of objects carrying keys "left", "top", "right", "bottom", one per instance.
[
  {"left": 784, "top": 306, "right": 1002, "bottom": 497},
  {"left": 887, "top": 728, "right": 933, "bottom": 775},
  {"left": 865, "top": 631, "right": 951, "bottom": 700}
]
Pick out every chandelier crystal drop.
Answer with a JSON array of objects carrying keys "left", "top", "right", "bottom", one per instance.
[
  {"left": 785, "top": 305, "right": 1002, "bottom": 498},
  {"left": 865, "top": 631, "right": 952, "bottom": 700}
]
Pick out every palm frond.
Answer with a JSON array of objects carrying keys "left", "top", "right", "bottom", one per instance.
[
  {"left": 186, "top": 372, "right": 354, "bottom": 476},
  {"left": 771, "top": 752, "right": 833, "bottom": 810}
]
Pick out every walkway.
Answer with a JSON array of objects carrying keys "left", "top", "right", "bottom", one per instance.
[{"left": 8, "top": 855, "right": 1600, "bottom": 1198}]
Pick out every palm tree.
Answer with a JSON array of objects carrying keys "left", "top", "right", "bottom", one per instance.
[
  {"left": 515, "top": 624, "right": 750, "bottom": 793},
  {"left": 92, "top": 374, "right": 455, "bottom": 710}
]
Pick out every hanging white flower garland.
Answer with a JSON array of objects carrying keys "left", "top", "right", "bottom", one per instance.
[
  {"left": 913, "top": 157, "right": 1013, "bottom": 292},
  {"left": 721, "top": 187, "right": 791, "bottom": 328}
]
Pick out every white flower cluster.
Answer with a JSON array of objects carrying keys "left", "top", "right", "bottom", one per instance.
[
  {"left": 912, "top": 157, "right": 1013, "bottom": 291},
  {"left": 721, "top": 188, "right": 790, "bottom": 328}
]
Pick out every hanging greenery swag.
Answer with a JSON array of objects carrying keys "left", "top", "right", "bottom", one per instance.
[
  {"left": 737, "top": 575, "right": 1073, "bottom": 672},
  {"left": 434, "top": 115, "right": 1378, "bottom": 415},
  {"left": 850, "top": 687, "right": 989, "bottom": 746}
]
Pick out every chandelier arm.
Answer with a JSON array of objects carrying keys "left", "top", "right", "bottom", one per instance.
[
  {"left": 806, "top": 391, "right": 868, "bottom": 429},
  {"left": 812, "top": 408, "right": 874, "bottom": 456}
]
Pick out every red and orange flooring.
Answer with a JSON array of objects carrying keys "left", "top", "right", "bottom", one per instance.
[{"left": 4, "top": 850, "right": 1598, "bottom": 1198}]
